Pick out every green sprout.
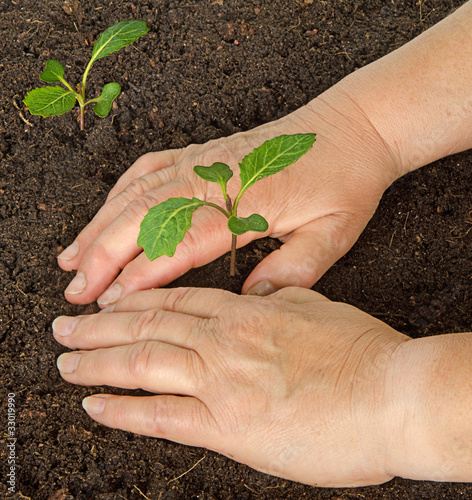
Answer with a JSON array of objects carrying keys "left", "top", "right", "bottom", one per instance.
[
  {"left": 138, "top": 133, "right": 316, "bottom": 276},
  {"left": 23, "top": 20, "right": 149, "bottom": 130}
]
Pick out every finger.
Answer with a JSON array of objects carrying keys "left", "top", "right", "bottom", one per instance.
[
  {"left": 104, "top": 287, "right": 236, "bottom": 317},
  {"left": 270, "top": 286, "right": 332, "bottom": 304},
  {"left": 106, "top": 149, "right": 180, "bottom": 202},
  {"left": 242, "top": 216, "right": 355, "bottom": 295},
  {"left": 58, "top": 166, "right": 179, "bottom": 273},
  {"left": 52, "top": 308, "right": 204, "bottom": 350},
  {"left": 94, "top": 211, "right": 262, "bottom": 308},
  {"left": 57, "top": 341, "right": 203, "bottom": 395},
  {"left": 63, "top": 180, "right": 208, "bottom": 305},
  {"left": 81, "top": 394, "right": 219, "bottom": 450}
]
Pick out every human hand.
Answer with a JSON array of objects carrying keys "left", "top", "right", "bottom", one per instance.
[
  {"left": 58, "top": 89, "right": 400, "bottom": 307},
  {"left": 53, "top": 286, "right": 410, "bottom": 487}
]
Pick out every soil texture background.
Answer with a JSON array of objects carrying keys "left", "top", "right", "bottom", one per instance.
[{"left": 1, "top": 0, "right": 471, "bottom": 498}]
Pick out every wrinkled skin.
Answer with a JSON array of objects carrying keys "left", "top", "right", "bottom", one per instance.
[
  {"left": 54, "top": 286, "right": 409, "bottom": 487},
  {"left": 54, "top": 1, "right": 472, "bottom": 487},
  {"left": 58, "top": 88, "right": 399, "bottom": 306}
]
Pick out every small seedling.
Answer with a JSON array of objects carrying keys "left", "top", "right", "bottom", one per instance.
[
  {"left": 23, "top": 20, "right": 149, "bottom": 130},
  {"left": 138, "top": 133, "right": 316, "bottom": 275}
]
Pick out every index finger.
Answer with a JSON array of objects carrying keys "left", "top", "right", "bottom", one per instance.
[{"left": 109, "top": 287, "right": 239, "bottom": 318}]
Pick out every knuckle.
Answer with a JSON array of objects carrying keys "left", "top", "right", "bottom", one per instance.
[
  {"left": 162, "top": 287, "right": 197, "bottom": 312},
  {"left": 150, "top": 399, "right": 169, "bottom": 437},
  {"left": 112, "top": 402, "right": 130, "bottom": 429},
  {"left": 124, "top": 194, "right": 157, "bottom": 222},
  {"left": 190, "top": 139, "right": 237, "bottom": 169},
  {"left": 109, "top": 180, "right": 148, "bottom": 211},
  {"left": 237, "top": 300, "right": 291, "bottom": 353},
  {"left": 129, "top": 309, "right": 163, "bottom": 342},
  {"left": 149, "top": 396, "right": 205, "bottom": 438},
  {"left": 325, "top": 214, "right": 352, "bottom": 249},
  {"left": 173, "top": 215, "right": 225, "bottom": 258},
  {"left": 185, "top": 349, "right": 206, "bottom": 393},
  {"left": 81, "top": 315, "right": 105, "bottom": 346},
  {"left": 198, "top": 317, "right": 219, "bottom": 340},
  {"left": 136, "top": 151, "right": 159, "bottom": 167},
  {"left": 288, "top": 255, "right": 320, "bottom": 285},
  {"left": 176, "top": 228, "right": 200, "bottom": 261},
  {"left": 127, "top": 341, "right": 154, "bottom": 379},
  {"left": 125, "top": 176, "right": 155, "bottom": 199},
  {"left": 218, "top": 301, "right": 271, "bottom": 346},
  {"left": 81, "top": 240, "right": 118, "bottom": 273}
]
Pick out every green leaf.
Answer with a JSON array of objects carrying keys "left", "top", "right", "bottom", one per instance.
[
  {"left": 93, "top": 82, "right": 121, "bottom": 117},
  {"left": 90, "top": 20, "right": 150, "bottom": 64},
  {"left": 194, "top": 162, "right": 233, "bottom": 196},
  {"left": 227, "top": 214, "right": 268, "bottom": 235},
  {"left": 23, "top": 86, "right": 77, "bottom": 117},
  {"left": 138, "top": 197, "right": 205, "bottom": 260},
  {"left": 239, "top": 133, "right": 316, "bottom": 192},
  {"left": 39, "top": 60, "right": 65, "bottom": 83}
]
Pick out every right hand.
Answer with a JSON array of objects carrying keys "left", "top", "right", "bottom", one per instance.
[{"left": 58, "top": 86, "right": 401, "bottom": 307}]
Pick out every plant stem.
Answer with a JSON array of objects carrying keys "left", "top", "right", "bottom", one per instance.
[
  {"left": 230, "top": 234, "right": 237, "bottom": 276},
  {"left": 232, "top": 189, "right": 244, "bottom": 215},
  {"left": 225, "top": 194, "right": 237, "bottom": 276},
  {"left": 225, "top": 193, "right": 232, "bottom": 213},
  {"left": 79, "top": 105, "right": 85, "bottom": 131},
  {"left": 81, "top": 60, "right": 94, "bottom": 103},
  {"left": 75, "top": 84, "right": 86, "bottom": 131}
]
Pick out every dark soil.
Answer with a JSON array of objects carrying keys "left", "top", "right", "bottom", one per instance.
[{"left": 1, "top": 0, "right": 471, "bottom": 498}]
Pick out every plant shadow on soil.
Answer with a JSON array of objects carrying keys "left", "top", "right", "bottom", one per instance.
[{"left": 1, "top": 0, "right": 471, "bottom": 499}]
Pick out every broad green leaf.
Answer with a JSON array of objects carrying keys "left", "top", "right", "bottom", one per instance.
[
  {"left": 91, "top": 20, "right": 149, "bottom": 64},
  {"left": 194, "top": 162, "right": 233, "bottom": 196},
  {"left": 93, "top": 82, "right": 121, "bottom": 117},
  {"left": 227, "top": 214, "right": 268, "bottom": 235},
  {"left": 40, "top": 60, "right": 65, "bottom": 83},
  {"left": 239, "top": 133, "right": 316, "bottom": 192},
  {"left": 138, "top": 197, "right": 205, "bottom": 260},
  {"left": 23, "top": 86, "right": 76, "bottom": 117}
]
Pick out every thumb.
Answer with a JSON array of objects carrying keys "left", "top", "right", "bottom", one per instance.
[{"left": 242, "top": 216, "right": 356, "bottom": 296}]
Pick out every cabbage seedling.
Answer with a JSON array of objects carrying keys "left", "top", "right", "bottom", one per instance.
[
  {"left": 23, "top": 20, "right": 149, "bottom": 130},
  {"left": 138, "top": 133, "right": 316, "bottom": 275}
]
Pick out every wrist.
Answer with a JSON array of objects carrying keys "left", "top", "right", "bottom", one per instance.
[
  {"left": 384, "top": 333, "right": 472, "bottom": 482},
  {"left": 336, "top": 1, "right": 472, "bottom": 178},
  {"left": 296, "top": 84, "right": 403, "bottom": 189}
]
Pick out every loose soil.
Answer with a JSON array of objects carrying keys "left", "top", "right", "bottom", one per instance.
[{"left": 1, "top": 0, "right": 471, "bottom": 498}]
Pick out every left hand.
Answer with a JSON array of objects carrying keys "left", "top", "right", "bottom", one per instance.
[{"left": 53, "top": 286, "right": 409, "bottom": 487}]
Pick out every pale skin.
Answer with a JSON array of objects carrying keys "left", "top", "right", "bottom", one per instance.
[{"left": 54, "top": 1, "right": 472, "bottom": 487}]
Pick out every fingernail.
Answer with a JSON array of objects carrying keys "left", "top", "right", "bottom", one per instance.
[
  {"left": 58, "top": 241, "right": 79, "bottom": 260},
  {"left": 82, "top": 396, "right": 106, "bottom": 415},
  {"left": 99, "top": 304, "right": 116, "bottom": 313},
  {"left": 52, "top": 316, "right": 79, "bottom": 337},
  {"left": 97, "top": 283, "right": 122, "bottom": 306},
  {"left": 65, "top": 272, "right": 87, "bottom": 295},
  {"left": 246, "top": 280, "right": 278, "bottom": 296},
  {"left": 57, "top": 352, "right": 81, "bottom": 374}
]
